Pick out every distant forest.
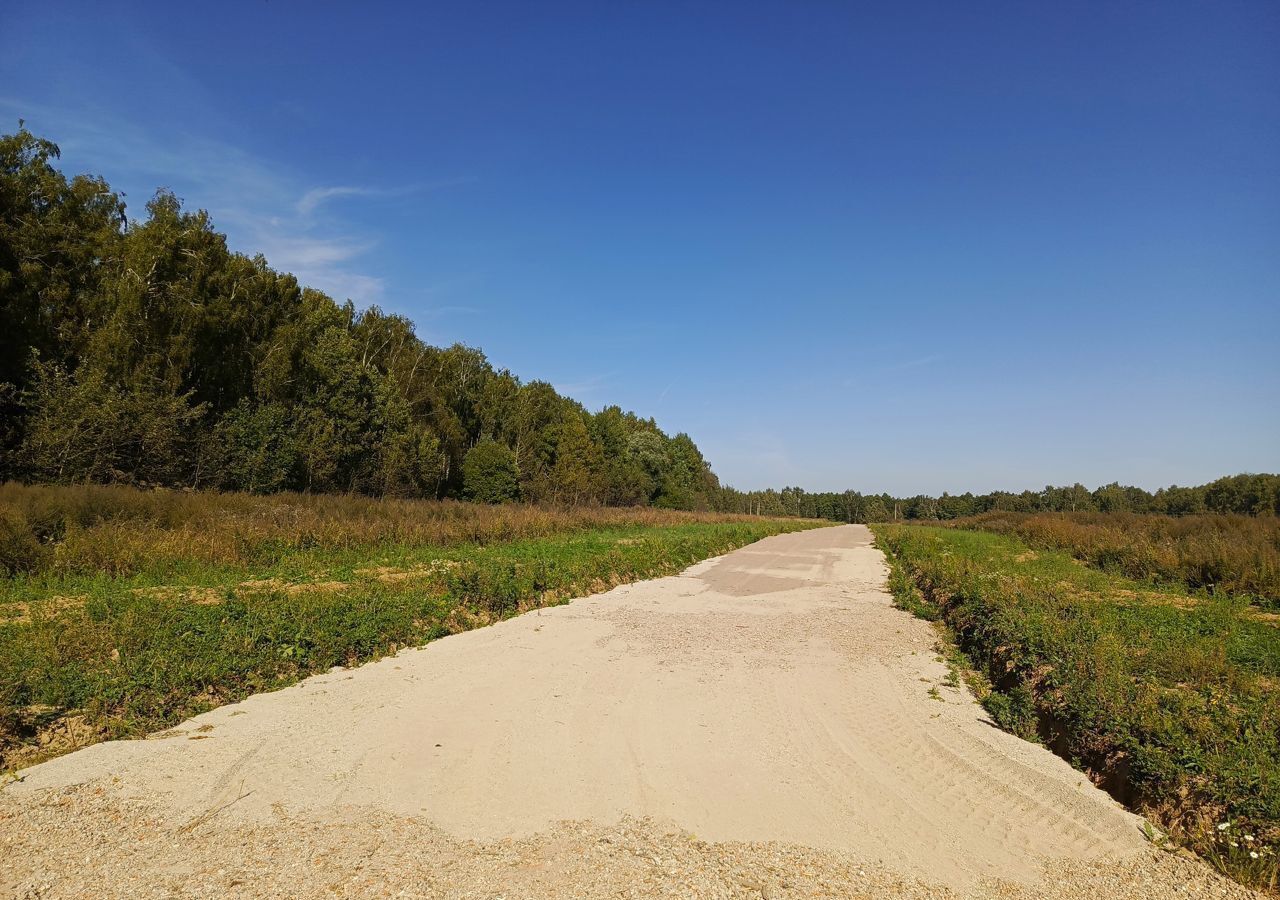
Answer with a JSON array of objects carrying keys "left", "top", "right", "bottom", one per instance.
[
  {"left": 712, "top": 473, "right": 1280, "bottom": 522},
  {"left": 1, "top": 126, "right": 1275, "bottom": 521}
]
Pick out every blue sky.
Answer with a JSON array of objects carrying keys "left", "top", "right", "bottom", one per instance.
[{"left": 3, "top": 1, "right": 1277, "bottom": 495}]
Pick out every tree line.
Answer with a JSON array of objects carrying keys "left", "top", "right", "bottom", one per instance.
[
  {"left": 0, "top": 126, "right": 720, "bottom": 508},
  {"left": 709, "top": 473, "right": 1280, "bottom": 521},
  {"left": 3, "top": 125, "right": 1273, "bottom": 520}
]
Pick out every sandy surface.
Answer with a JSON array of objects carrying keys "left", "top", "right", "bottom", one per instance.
[{"left": 0, "top": 525, "right": 1260, "bottom": 898}]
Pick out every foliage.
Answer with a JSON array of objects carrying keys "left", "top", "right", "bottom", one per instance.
[
  {"left": 21, "top": 361, "right": 207, "bottom": 486},
  {"left": 873, "top": 524, "right": 1280, "bottom": 891},
  {"left": 0, "top": 125, "right": 720, "bottom": 510},
  {"left": 462, "top": 439, "right": 520, "bottom": 503},
  {"left": 982, "top": 686, "right": 1038, "bottom": 741}
]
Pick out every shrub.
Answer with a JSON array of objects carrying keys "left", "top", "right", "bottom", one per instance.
[
  {"left": 0, "top": 507, "right": 44, "bottom": 575},
  {"left": 462, "top": 440, "right": 520, "bottom": 504},
  {"left": 983, "top": 686, "right": 1038, "bottom": 741}
]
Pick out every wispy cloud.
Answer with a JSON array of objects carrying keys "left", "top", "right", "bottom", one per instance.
[
  {"left": 0, "top": 97, "right": 471, "bottom": 306},
  {"left": 417, "top": 304, "right": 483, "bottom": 318},
  {"left": 844, "top": 353, "right": 944, "bottom": 386},
  {"left": 296, "top": 186, "right": 381, "bottom": 216},
  {"left": 419, "top": 273, "right": 485, "bottom": 299},
  {"left": 705, "top": 429, "right": 803, "bottom": 489},
  {"left": 251, "top": 234, "right": 373, "bottom": 268},
  {"left": 297, "top": 177, "right": 476, "bottom": 217}
]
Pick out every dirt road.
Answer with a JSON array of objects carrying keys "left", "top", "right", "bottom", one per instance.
[{"left": 0, "top": 526, "right": 1258, "bottom": 898}]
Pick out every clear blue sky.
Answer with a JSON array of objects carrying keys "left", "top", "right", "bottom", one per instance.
[{"left": 3, "top": 1, "right": 1277, "bottom": 495}]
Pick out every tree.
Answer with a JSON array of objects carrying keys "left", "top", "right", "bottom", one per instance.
[
  {"left": 0, "top": 125, "right": 126, "bottom": 473},
  {"left": 21, "top": 360, "right": 206, "bottom": 485},
  {"left": 656, "top": 433, "right": 717, "bottom": 510},
  {"left": 213, "top": 401, "right": 299, "bottom": 494},
  {"left": 862, "top": 496, "right": 890, "bottom": 522},
  {"left": 590, "top": 406, "right": 652, "bottom": 505},
  {"left": 462, "top": 439, "right": 520, "bottom": 503},
  {"left": 550, "top": 414, "right": 604, "bottom": 504}
]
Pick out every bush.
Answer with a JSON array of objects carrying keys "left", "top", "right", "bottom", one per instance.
[
  {"left": 20, "top": 362, "right": 206, "bottom": 486},
  {"left": 212, "top": 401, "right": 299, "bottom": 494},
  {"left": 0, "top": 507, "right": 44, "bottom": 575},
  {"left": 983, "top": 686, "right": 1038, "bottom": 741},
  {"left": 462, "top": 440, "right": 520, "bottom": 504}
]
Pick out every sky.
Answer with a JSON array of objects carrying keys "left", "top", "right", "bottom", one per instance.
[{"left": 2, "top": 1, "right": 1277, "bottom": 495}]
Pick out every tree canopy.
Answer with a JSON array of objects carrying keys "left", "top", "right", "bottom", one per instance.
[{"left": 0, "top": 125, "right": 720, "bottom": 509}]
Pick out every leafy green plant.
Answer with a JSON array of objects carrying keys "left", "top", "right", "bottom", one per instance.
[{"left": 982, "top": 687, "right": 1038, "bottom": 741}]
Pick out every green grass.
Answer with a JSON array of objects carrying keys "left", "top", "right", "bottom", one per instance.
[
  {"left": 1, "top": 518, "right": 823, "bottom": 769},
  {"left": 873, "top": 524, "right": 1279, "bottom": 892},
  {"left": 942, "top": 510, "right": 1280, "bottom": 607}
]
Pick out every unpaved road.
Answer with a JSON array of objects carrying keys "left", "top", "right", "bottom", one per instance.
[{"left": 0, "top": 526, "right": 1259, "bottom": 898}]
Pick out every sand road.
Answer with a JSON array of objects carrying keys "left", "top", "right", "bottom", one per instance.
[{"left": 0, "top": 525, "right": 1259, "bottom": 898}]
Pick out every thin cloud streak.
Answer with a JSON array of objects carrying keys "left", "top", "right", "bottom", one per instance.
[
  {"left": 0, "top": 97, "right": 472, "bottom": 305},
  {"left": 296, "top": 186, "right": 380, "bottom": 216},
  {"left": 298, "top": 176, "right": 478, "bottom": 215},
  {"left": 418, "top": 305, "right": 483, "bottom": 318}
]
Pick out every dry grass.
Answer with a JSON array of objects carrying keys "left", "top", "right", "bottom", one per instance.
[
  {"left": 0, "top": 482, "right": 769, "bottom": 580},
  {"left": 946, "top": 510, "right": 1280, "bottom": 604}
]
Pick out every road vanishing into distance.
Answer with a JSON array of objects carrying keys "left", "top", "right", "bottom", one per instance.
[{"left": 0, "top": 526, "right": 1261, "bottom": 898}]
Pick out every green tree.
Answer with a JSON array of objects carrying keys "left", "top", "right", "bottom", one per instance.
[
  {"left": 550, "top": 414, "right": 605, "bottom": 504},
  {"left": 0, "top": 125, "right": 126, "bottom": 472},
  {"left": 656, "top": 433, "right": 717, "bottom": 510},
  {"left": 462, "top": 439, "right": 520, "bottom": 503},
  {"left": 21, "top": 360, "right": 205, "bottom": 485},
  {"left": 212, "top": 401, "right": 299, "bottom": 494}
]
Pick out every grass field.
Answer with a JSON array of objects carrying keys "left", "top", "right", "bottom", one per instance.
[
  {"left": 873, "top": 523, "right": 1279, "bottom": 890},
  {"left": 0, "top": 483, "right": 824, "bottom": 770},
  {"left": 944, "top": 510, "right": 1280, "bottom": 606}
]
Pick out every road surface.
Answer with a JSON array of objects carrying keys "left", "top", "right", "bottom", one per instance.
[{"left": 0, "top": 525, "right": 1258, "bottom": 898}]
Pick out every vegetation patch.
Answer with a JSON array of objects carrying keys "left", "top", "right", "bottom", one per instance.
[
  {"left": 873, "top": 524, "right": 1279, "bottom": 892},
  {"left": 0, "top": 484, "right": 824, "bottom": 769},
  {"left": 942, "top": 510, "right": 1280, "bottom": 606}
]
